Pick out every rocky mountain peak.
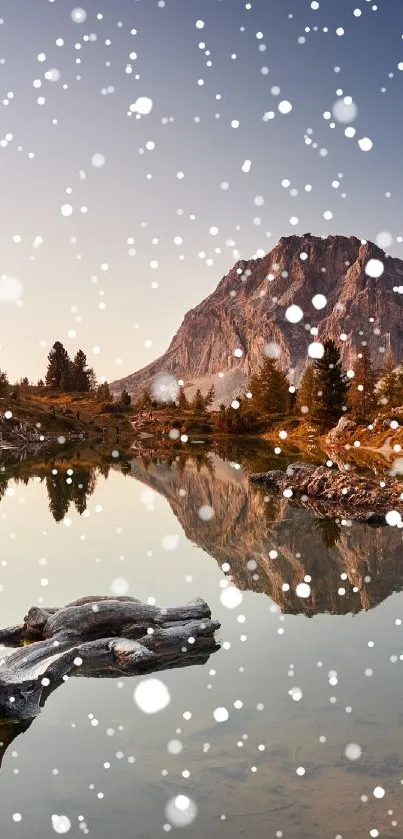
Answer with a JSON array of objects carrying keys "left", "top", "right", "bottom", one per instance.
[{"left": 112, "top": 234, "right": 403, "bottom": 406}]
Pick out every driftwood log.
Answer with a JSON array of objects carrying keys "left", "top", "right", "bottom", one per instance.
[
  {"left": 0, "top": 595, "right": 220, "bottom": 724},
  {"left": 251, "top": 461, "right": 403, "bottom": 524}
]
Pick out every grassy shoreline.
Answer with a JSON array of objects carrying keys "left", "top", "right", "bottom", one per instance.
[{"left": 1, "top": 390, "right": 402, "bottom": 472}]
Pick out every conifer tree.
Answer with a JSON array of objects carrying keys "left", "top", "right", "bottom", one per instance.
[
  {"left": 204, "top": 385, "right": 215, "bottom": 409},
  {"left": 191, "top": 388, "right": 206, "bottom": 412},
  {"left": 88, "top": 368, "right": 97, "bottom": 393},
  {"left": 0, "top": 368, "right": 9, "bottom": 397},
  {"left": 296, "top": 363, "right": 315, "bottom": 414},
  {"left": 349, "top": 345, "right": 377, "bottom": 416},
  {"left": 249, "top": 357, "right": 289, "bottom": 415},
  {"left": 136, "top": 389, "right": 153, "bottom": 409},
  {"left": 216, "top": 398, "right": 258, "bottom": 434},
  {"left": 46, "top": 341, "right": 71, "bottom": 389},
  {"left": 97, "top": 381, "right": 112, "bottom": 402},
  {"left": 120, "top": 389, "right": 131, "bottom": 408},
  {"left": 216, "top": 403, "right": 227, "bottom": 431},
  {"left": 395, "top": 367, "right": 403, "bottom": 408},
  {"left": 378, "top": 351, "right": 399, "bottom": 408},
  {"left": 60, "top": 363, "right": 74, "bottom": 393},
  {"left": 312, "top": 339, "right": 349, "bottom": 426},
  {"left": 72, "top": 350, "right": 91, "bottom": 392},
  {"left": 177, "top": 387, "right": 189, "bottom": 410}
]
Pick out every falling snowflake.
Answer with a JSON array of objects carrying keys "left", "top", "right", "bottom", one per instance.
[
  {"left": 365, "top": 258, "right": 384, "bottom": 278},
  {"left": 165, "top": 796, "right": 198, "bottom": 827},
  {"left": 220, "top": 586, "right": 243, "bottom": 609},
  {"left": 71, "top": 8, "right": 87, "bottom": 23},
  {"left": 213, "top": 707, "right": 229, "bottom": 722},
  {"left": 285, "top": 304, "right": 304, "bottom": 324},
  {"left": 134, "top": 679, "right": 171, "bottom": 714},
  {"left": 130, "top": 97, "right": 153, "bottom": 115},
  {"left": 0, "top": 275, "right": 23, "bottom": 302},
  {"left": 51, "top": 815, "right": 72, "bottom": 834}
]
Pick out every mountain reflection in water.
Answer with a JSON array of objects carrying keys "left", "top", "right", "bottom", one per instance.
[
  {"left": 1, "top": 443, "right": 403, "bottom": 619},
  {"left": 125, "top": 449, "right": 403, "bottom": 617},
  {"left": 1, "top": 442, "right": 403, "bottom": 839},
  {"left": 122, "top": 453, "right": 403, "bottom": 617}
]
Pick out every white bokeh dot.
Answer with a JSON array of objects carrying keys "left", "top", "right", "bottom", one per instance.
[{"left": 134, "top": 679, "right": 171, "bottom": 714}]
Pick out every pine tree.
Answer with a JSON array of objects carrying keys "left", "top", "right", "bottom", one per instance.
[
  {"left": 191, "top": 388, "right": 206, "bottom": 412},
  {"left": 297, "top": 363, "right": 315, "bottom": 415},
  {"left": 0, "top": 369, "right": 9, "bottom": 397},
  {"left": 249, "top": 357, "right": 289, "bottom": 415},
  {"left": 46, "top": 341, "right": 71, "bottom": 389},
  {"left": 395, "top": 367, "right": 403, "bottom": 408},
  {"left": 349, "top": 345, "right": 377, "bottom": 416},
  {"left": 97, "top": 381, "right": 112, "bottom": 402},
  {"left": 120, "top": 389, "right": 131, "bottom": 408},
  {"left": 177, "top": 387, "right": 189, "bottom": 410},
  {"left": 87, "top": 368, "right": 97, "bottom": 393},
  {"left": 72, "top": 349, "right": 91, "bottom": 392},
  {"left": 136, "top": 389, "right": 153, "bottom": 409},
  {"left": 289, "top": 388, "right": 297, "bottom": 413},
  {"left": 216, "top": 404, "right": 227, "bottom": 431},
  {"left": 204, "top": 385, "right": 215, "bottom": 409},
  {"left": 221, "top": 398, "right": 258, "bottom": 433},
  {"left": 378, "top": 351, "right": 399, "bottom": 408},
  {"left": 60, "top": 362, "right": 74, "bottom": 392},
  {"left": 312, "top": 339, "right": 349, "bottom": 426}
]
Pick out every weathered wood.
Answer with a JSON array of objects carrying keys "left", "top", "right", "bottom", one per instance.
[
  {"left": 42, "top": 597, "right": 212, "bottom": 641},
  {"left": 0, "top": 625, "right": 26, "bottom": 643},
  {"left": 0, "top": 596, "right": 220, "bottom": 723}
]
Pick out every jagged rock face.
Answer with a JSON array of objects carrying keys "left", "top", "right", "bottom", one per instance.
[
  {"left": 112, "top": 234, "right": 403, "bottom": 405},
  {"left": 125, "top": 454, "right": 403, "bottom": 616},
  {"left": 326, "top": 416, "right": 356, "bottom": 445},
  {"left": 251, "top": 461, "right": 403, "bottom": 522}
]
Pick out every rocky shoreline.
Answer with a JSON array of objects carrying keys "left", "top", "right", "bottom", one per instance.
[
  {"left": 250, "top": 462, "right": 403, "bottom": 524},
  {"left": 0, "top": 414, "right": 84, "bottom": 453}
]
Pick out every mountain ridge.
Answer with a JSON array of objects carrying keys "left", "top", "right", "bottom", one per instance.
[{"left": 112, "top": 233, "right": 403, "bottom": 406}]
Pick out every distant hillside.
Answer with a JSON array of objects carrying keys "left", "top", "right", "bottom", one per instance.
[{"left": 112, "top": 234, "right": 403, "bottom": 406}]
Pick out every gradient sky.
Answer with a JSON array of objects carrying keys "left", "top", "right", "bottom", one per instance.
[{"left": 0, "top": 0, "right": 403, "bottom": 382}]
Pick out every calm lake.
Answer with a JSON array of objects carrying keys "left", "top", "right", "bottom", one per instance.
[{"left": 0, "top": 442, "right": 402, "bottom": 838}]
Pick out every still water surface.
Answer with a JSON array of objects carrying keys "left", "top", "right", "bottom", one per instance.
[{"left": 0, "top": 444, "right": 402, "bottom": 838}]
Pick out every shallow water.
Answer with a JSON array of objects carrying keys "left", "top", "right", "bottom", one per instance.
[{"left": 0, "top": 445, "right": 402, "bottom": 838}]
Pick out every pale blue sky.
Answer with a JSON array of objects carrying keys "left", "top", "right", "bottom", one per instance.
[{"left": 0, "top": 0, "right": 402, "bottom": 382}]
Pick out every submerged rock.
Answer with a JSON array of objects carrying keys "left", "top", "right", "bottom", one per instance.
[{"left": 250, "top": 462, "right": 403, "bottom": 524}]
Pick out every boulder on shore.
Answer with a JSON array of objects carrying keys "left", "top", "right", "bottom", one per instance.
[
  {"left": 325, "top": 417, "right": 356, "bottom": 445},
  {"left": 250, "top": 462, "right": 403, "bottom": 524}
]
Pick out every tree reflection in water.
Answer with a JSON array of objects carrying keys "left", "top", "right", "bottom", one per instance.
[
  {"left": 45, "top": 468, "right": 97, "bottom": 521},
  {"left": 2, "top": 442, "right": 403, "bottom": 617}
]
